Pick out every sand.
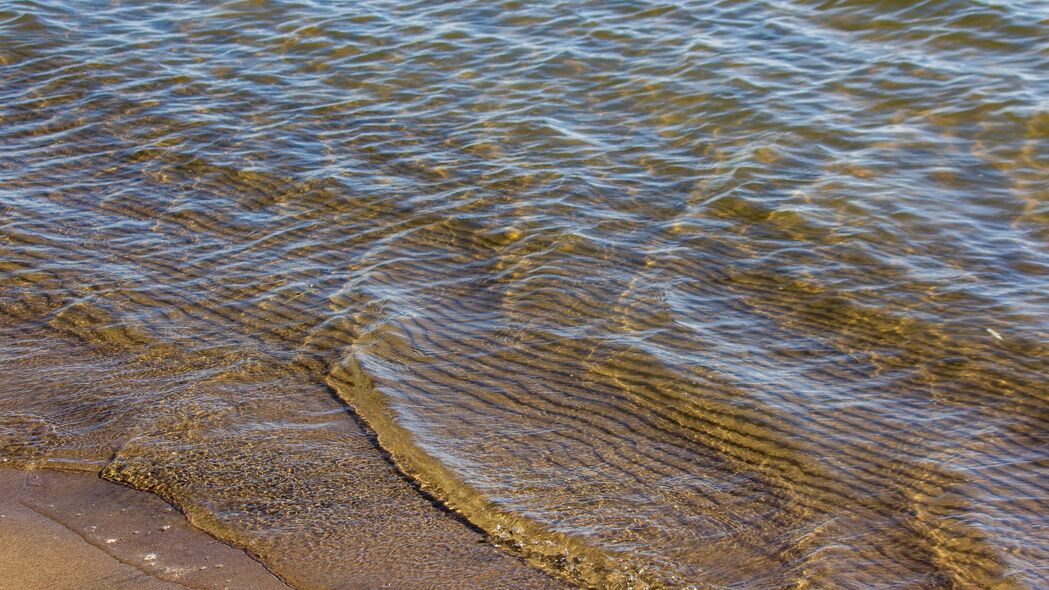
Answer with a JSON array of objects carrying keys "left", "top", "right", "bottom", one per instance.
[{"left": 0, "top": 468, "right": 291, "bottom": 590}]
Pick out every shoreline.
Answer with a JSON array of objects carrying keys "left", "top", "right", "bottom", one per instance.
[
  {"left": 0, "top": 322, "right": 568, "bottom": 590},
  {"left": 0, "top": 467, "right": 292, "bottom": 590}
]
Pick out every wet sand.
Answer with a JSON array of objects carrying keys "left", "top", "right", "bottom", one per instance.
[
  {"left": 0, "top": 468, "right": 291, "bottom": 590},
  {"left": 2, "top": 1, "right": 1046, "bottom": 587}
]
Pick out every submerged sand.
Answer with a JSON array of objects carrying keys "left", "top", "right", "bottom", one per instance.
[{"left": 0, "top": 468, "right": 291, "bottom": 590}]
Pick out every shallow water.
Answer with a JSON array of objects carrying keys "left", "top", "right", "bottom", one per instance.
[{"left": 1, "top": 1, "right": 1047, "bottom": 588}]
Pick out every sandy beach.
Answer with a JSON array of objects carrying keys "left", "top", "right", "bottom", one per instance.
[
  {"left": 2, "top": 0, "right": 1046, "bottom": 587},
  {"left": 0, "top": 468, "right": 291, "bottom": 590}
]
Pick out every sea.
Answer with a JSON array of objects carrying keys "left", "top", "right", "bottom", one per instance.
[{"left": 1, "top": 1, "right": 1047, "bottom": 588}]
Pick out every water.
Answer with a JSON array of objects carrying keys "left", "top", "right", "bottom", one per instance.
[{"left": 1, "top": 1, "right": 1047, "bottom": 588}]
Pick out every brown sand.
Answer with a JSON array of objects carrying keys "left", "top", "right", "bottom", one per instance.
[
  {"left": 0, "top": 468, "right": 291, "bottom": 590},
  {"left": 0, "top": 326, "right": 568, "bottom": 590}
]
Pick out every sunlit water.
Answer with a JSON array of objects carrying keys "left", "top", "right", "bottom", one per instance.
[{"left": 2, "top": 1, "right": 1047, "bottom": 588}]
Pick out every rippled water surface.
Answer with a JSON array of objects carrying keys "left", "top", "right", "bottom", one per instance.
[{"left": 2, "top": 1, "right": 1048, "bottom": 588}]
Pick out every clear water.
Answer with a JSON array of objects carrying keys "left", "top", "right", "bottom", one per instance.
[{"left": 1, "top": 1, "right": 1047, "bottom": 588}]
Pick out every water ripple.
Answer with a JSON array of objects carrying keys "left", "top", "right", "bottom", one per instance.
[{"left": 1, "top": 1, "right": 1047, "bottom": 588}]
